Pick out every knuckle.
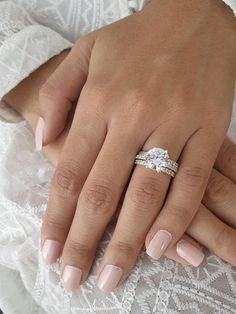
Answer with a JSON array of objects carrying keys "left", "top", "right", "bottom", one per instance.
[
  {"left": 129, "top": 177, "right": 163, "bottom": 208},
  {"left": 65, "top": 239, "right": 91, "bottom": 257},
  {"left": 83, "top": 181, "right": 114, "bottom": 215},
  {"left": 166, "top": 205, "right": 193, "bottom": 226},
  {"left": 110, "top": 241, "right": 137, "bottom": 259},
  {"left": 205, "top": 173, "right": 230, "bottom": 203},
  {"left": 44, "top": 214, "right": 67, "bottom": 234},
  {"left": 213, "top": 226, "right": 236, "bottom": 259},
  {"left": 54, "top": 159, "right": 81, "bottom": 195},
  {"left": 178, "top": 165, "right": 208, "bottom": 189},
  {"left": 124, "top": 89, "right": 150, "bottom": 120},
  {"left": 82, "top": 81, "right": 110, "bottom": 110}
]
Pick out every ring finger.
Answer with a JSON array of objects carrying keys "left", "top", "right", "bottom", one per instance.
[
  {"left": 186, "top": 204, "right": 236, "bottom": 266},
  {"left": 96, "top": 127, "right": 186, "bottom": 292}
]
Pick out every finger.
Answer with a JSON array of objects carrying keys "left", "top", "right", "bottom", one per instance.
[
  {"left": 36, "top": 35, "right": 95, "bottom": 149},
  {"left": 40, "top": 90, "right": 106, "bottom": 264},
  {"left": 186, "top": 204, "right": 236, "bottom": 267},
  {"left": 146, "top": 129, "right": 218, "bottom": 265},
  {"left": 112, "top": 194, "right": 204, "bottom": 267},
  {"left": 203, "top": 168, "right": 236, "bottom": 228},
  {"left": 60, "top": 129, "right": 142, "bottom": 292},
  {"left": 214, "top": 136, "right": 236, "bottom": 184},
  {"left": 96, "top": 129, "right": 186, "bottom": 292},
  {"left": 164, "top": 234, "right": 203, "bottom": 266}
]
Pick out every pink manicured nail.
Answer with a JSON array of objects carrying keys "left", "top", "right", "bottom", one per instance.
[
  {"left": 97, "top": 265, "right": 123, "bottom": 293},
  {"left": 146, "top": 230, "right": 172, "bottom": 260},
  {"left": 42, "top": 240, "right": 61, "bottom": 264},
  {"left": 176, "top": 240, "right": 204, "bottom": 267},
  {"left": 35, "top": 117, "right": 45, "bottom": 151},
  {"left": 62, "top": 265, "right": 83, "bottom": 292}
]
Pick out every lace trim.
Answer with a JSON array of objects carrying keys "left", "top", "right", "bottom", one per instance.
[{"left": 152, "top": 259, "right": 176, "bottom": 312}]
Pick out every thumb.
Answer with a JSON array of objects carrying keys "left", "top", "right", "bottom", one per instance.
[{"left": 35, "top": 34, "right": 95, "bottom": 150}]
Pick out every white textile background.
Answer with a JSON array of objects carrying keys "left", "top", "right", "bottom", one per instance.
[{"left": 0, "top": 0, "right": 236, "bottom": 313}]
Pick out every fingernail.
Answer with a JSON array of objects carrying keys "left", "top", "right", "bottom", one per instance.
[
  {"left": 35, "top": 117, "right": 45, "bottom": 151},
  {"left": 146, "top": 230, "right": 172, "bottom": 260},
  {"left": 97, "top": 265, "right": 123, "bottom": 293},
  {"left": 62, "top": 265, "right": 83, "bottom": 292},
  {"left": 42, "top": 240, "right": 61, "bottom": 264},
  {"left": 176, "top": 240, "right": 204, "bottom": 267}
]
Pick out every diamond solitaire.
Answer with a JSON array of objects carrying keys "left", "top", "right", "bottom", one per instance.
[{"left": 134, "top": 147, "right": 178, "bottom": 177}]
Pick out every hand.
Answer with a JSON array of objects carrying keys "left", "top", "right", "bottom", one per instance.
[
  {"left": 4, "top": 52, "right": 236, "bottom": 292},
  {"left": 37, "top": 0, "right": 236, "bottom": 292}
]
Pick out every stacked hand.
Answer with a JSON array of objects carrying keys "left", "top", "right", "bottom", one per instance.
[{"left": 6, "top": 0, "right": 236, "bottom": 293}]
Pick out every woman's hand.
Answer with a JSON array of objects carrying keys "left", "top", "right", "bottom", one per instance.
[
  {"left": 4, "top": 49, "right": 236, "bottom": 292},
  {"left": 37, "top": 0, "right": 236, "bottom": 292}
]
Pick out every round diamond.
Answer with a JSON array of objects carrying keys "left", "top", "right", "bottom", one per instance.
[{"left": 145, "top": 148, "right": 169, "bottom": 171}]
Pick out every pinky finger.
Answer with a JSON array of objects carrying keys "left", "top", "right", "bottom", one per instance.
[{"left": 187, "top": 204, "right": 236, "bottom": 266}]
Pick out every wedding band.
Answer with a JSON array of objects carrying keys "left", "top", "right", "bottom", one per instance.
[{"left": 134, "top": 147, "right": 178, "bottom": 178}]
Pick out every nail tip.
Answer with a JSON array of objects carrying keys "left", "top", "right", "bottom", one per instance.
[
  {"left": 62, "top": 282, "right": 80, "bottom": 292},
  {"left": 35, "top": 117, "right": 45, "bottom": 151},
  {"left": 41, "top": 239, "right": 61, "bottom": 265},
  {"left": 62, "top": 265, "right": 83, "bottom": 292},
  {"left": 193, "top": 253, "right": 205, "bottom": 267},
  {"left": 176, "top": 240, "right": 205, "bottom": 267},
  {"left": 146, "top": 249, "right": 160, "bottom": 260},
  {"left": 97, "top": 265, "right": 123, "bottom": 293},
  {"left": 97, "top": 282, "right": 110, "bottom": 293},
  {"left": 146, "top": 230, "right": 172, "bottom": 260},
  {"left": 42, "top": 256, "right": 57, "bottom": 265},
  {"left": 35, "top": 144, "right": 42, "bottom": 152}
]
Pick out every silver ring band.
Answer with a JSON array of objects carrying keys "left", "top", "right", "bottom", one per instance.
[{"left": 134, "top": 147, "right": 178, "bottom": 178}]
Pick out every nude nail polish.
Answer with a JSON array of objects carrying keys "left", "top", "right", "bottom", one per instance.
[
  {"left": 42, "top": 240, "right": 61, "bottom": 264},
  {"left": 146, "top": 230, "right": 172, "bottom": 260},
  {"left": 62, "top": 265, "right": 83, "bottom": 292},
  {"left": 35, "top": 117, "right": 45, "bottom": 151},
  {"left": 176, "top": 240, "right": 204, "bottom": 267},
  {"left": 97, "top": 265, "right": 123, "bottom": 293}
]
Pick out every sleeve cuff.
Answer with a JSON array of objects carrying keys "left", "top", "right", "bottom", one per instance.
[
  {"left": 223, "top": 0, "right": 236, "bottom": 16},
  {"left": 0, "top": 24, "right": 72, "bottom": 100}
]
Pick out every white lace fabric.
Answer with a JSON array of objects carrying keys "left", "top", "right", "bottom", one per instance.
[{"left": 0, "top": 0, "right": 236, "bottom": 313}]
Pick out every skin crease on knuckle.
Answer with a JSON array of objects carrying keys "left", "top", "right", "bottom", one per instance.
[
  {"left": 204, "top": 172, "right": 231, "bottom": 204},
  {"left": 129, "top": 176, "right": 165, "bottom": 209},
  {"left": 63, "top": 238, "right": 91, "bottom": 261},
  {"left": 53, "top": 159, "right": 82, "bottom": 196},
  {"left": 82, "top": 181, "right": 115, "bottom": 217},
  {"left": 176, "top": 165, "right": 209, "bottom": 189},
  {"left": 103, "top": 240, "right": 139, "bottom": 272},
  {"left": 161, "top": 205, "right": 193, "bottom": 232},
  {"left": 213, "top": 226, "right": 236, "bottom": 265}
]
